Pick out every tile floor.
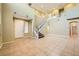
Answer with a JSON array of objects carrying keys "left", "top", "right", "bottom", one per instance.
[{"left": 0, "top": 34, "right": 79, "bottom": 56}]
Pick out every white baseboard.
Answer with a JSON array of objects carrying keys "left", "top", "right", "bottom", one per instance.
[{"left": 46, "top": 33, "right": 69, "bottom": 39}]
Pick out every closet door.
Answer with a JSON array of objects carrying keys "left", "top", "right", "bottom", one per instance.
[{"left": 14, "top": 20, "right": 24, "bottom": 38}]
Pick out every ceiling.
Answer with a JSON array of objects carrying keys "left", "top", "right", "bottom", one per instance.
[{"left": 31, "top": 3, "right": 67, "bottom": 13}]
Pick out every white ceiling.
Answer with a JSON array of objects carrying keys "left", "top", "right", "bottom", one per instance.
[{"left": 32, "top": 3, "right": 67, "bottom": 13}]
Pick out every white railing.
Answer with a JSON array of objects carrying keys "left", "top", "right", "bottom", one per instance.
[
  {"left": 33, "top": 17, "right": 49, "bottom": 39},
  {"left": 34, "top": 27, "right": 39, "bottom": 39},
  {"left": 39, "top": 20, "right": 48, "bottom": 32}
]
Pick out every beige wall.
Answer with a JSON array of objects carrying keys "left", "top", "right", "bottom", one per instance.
[
  {"left": 49, "top": 4, "right": 79, "bottom": 36},
  {"left": 10, "top": 3, "right": 34, "bottom": 38},
  {"left": 2, "top": 3, "right": 34, "bottom": 42},
  {"left": 0, "top": 4, "right": 1, "bottom": 24},
  {"left": 2, "top": 4, "right": 15, "bottom": 43},
  {"left": 0, "top": 4, "right": 2, "bottom": 46},
  {"left": 28, "top": 21, "right": 32, "bottom": 36}
]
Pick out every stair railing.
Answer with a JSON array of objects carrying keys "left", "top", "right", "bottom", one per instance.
[
  {"left": 34, "top": 27, "right": 39, "bottom": 39},
  {"left": 33, "top": 17, "right": 49, "bottom": 39}
]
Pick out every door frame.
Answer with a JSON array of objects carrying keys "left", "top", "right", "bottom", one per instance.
[
  {"left": 13, "top": 16, "right": 32, "bottom": 38},
  {"left": 69, "top": 21, "right": 78, "bottom": 37}
]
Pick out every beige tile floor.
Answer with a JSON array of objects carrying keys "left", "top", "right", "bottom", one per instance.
[{"left": 0, "top": 34, "right": 79, "bottom": 56}]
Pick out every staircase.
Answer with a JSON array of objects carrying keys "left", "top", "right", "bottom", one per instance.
[
  {"left": 38, "top": 32, "right": 44, "bottom": 38},
  {"left": 34, "top": 17, "right": 49, "bottom": 39}
]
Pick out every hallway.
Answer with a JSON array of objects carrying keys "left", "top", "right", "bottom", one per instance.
[{"left": 0, "top": 34, "right": 79, "bottom": 56}]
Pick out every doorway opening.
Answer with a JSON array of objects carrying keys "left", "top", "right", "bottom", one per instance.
[
  {"left": 69, "top": 21, "right": 78, "bottom": 37},
  {"left": 13, "top": 17, "right": 32, "bottom": 39}
]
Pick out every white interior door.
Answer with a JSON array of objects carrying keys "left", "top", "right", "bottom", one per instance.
[{"left": 15, "top": 20, "right": 24, "bottom": 38}]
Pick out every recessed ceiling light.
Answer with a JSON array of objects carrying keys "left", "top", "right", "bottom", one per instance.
[{"left": 28, "top": 3, "right": 32, "bottom": 6}]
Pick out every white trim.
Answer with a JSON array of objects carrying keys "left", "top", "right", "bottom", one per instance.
[{"left": 46, "top": 33, "right": 69, "bottom": 39}]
